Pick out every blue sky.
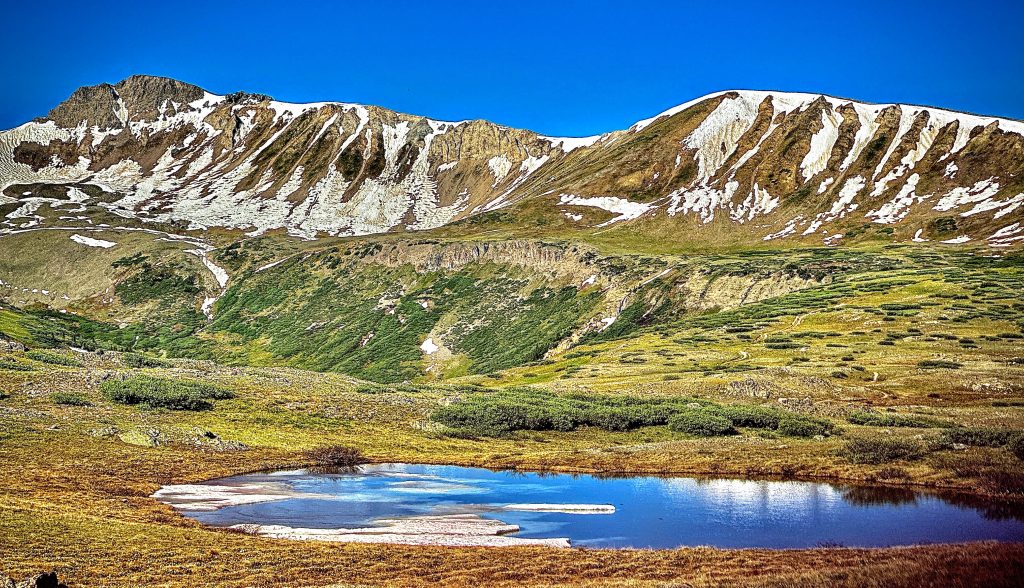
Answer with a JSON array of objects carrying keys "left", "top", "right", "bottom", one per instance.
[{"left": 2, "top": 0, "right": 1021, "bottom": 135}]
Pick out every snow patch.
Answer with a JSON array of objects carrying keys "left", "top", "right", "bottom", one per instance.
[
  {"left": 684, "top": 94, "right": 762, "bottom": 182},
  {"left": 763, "top": 216, "right": 803, "bottom": 241},
  {"left": 817, "top": 177, "right": 834, "bottom": 194},
  {"left": 487, "top": 155, "right": 513, "bottom": 186},
  {"left": 541, "top": 135, "right": 603, "bottom": 151},
  {"left": 803, "top": 176, "right": 864, "bottom": 234},
  {"left": 934, "top": 178, "right": 1000, "bottom": 212},
  {"left": 666, "top": 181, "right": 740, "bottom": 223},
  {"left": 558, "top": 194, "right": 653, "bottom": 226},
  {"left": 502, "top": 504, "right": 614, "bottom": 514},
  {"left": 801, "top": 109, "right": 842, "bottom": 180},
  {"left": 69, "top": 234, "right": 116, "bottom": 248},
  {"left": 988, "top": 223, "right": 1023, "bottom": 247},
  {"left": 420, "top": 338, "right": 439, "bottom": 354},
  {"left": 867, "top": 174, "right": 929, "bottom": 224}
]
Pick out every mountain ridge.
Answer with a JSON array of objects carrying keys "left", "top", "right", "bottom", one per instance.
[
  {"left": 2, "top": 74, "right": 1023, "bottom": 247},
  {"left": 29, "top": 74, "right": 1024, "bottom": 138}
]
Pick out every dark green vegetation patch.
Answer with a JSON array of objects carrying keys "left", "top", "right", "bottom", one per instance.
[
  {"left": 207, "top": 251, "right": 602, "bottom": 382},
  {"left": 848, "top": 410, "right": 950, "bottom": 428},
  {"left": 25, "top": 350, "right": 82, "bottom": 367},
  {"left": 120, "top": 352, "right": 170, "bottom": 368},
  {"left": 101, "top": 375, "right": 234, "bottom": 411},
  {"left": 840, "top": 437, "right": 927, "bottom": 464},
  {"left": 0, "top": 357, "right": 34, "bottom": 371},
  {"left": 51, "top": 392, "right": 92, "bottom": 406},
  {"left": 431, "top": 388, "right": 838, "bottom": 438},
  {"left": 941, "top": 427, "right": 1024, "bottom": 448}
]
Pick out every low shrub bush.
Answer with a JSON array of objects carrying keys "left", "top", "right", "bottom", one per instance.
[
  {"left": 0, "top": 358, "right": 33, "bottom": 371},
  {"left": 778, "top": 416, "right": 834, "bottom": 438},
  {"left": 847, "top": 410, "right": 948, "bottom": 428},
  {"left": 668, "top": 411, "right": 736, "bottom": 437},
  {"left": 917, "top": 360, "right": 962, "bottom": 369},
  {"left": 1010, "top": 435, "right": 1024, "bottom": 461},
  {"left": 431, "top": 388, "right": 700, "bottom": 435},
  {"left": 121, "top": 352, "right": 169, "bottom": 368},
  {"left": 840, "top": 437, "right": 926, "bottom": 464},
  {"left": 941, "top": 427, "right": 1021, "bottom": 448},
  {"left": 307, "top": 445, "right": 366, "bottom": 467},
  {"left": 26, "top": 350, "right": 82, "bottom": 367},
  {"left": 717, "top": 404, "right": 781, "bottom": 429},
  {"left": 101, "top": 375, "right": 234, "bottom": 411},
  {"left": 51, "top": 392, "right": 92, "bottom": 406},
  {"left": 430, "top": 389, "right": 841, "bottom": 438}
]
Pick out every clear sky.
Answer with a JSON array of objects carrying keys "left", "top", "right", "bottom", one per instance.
[{"left": 2, "top": 0, "right": 1022, "bottom": 135}]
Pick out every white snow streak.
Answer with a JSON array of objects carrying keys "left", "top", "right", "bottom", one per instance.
[{"left": 70, "top": 234, "right": 117, "bottom": 248}]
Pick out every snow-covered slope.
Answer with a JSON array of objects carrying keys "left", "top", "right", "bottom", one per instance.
[{"left": 3, "top": 76, "right": 1023, "bottom": 246}]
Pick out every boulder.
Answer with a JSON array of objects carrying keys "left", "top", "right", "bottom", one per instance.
[
  {"left": 15, "top": 572, "right": 67, "bottom": 588},
  {"left": 0, "top": 339, "right": 26, "bottom": 352}
]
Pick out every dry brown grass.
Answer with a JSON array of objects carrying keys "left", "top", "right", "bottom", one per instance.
[
  {"left": 2, "top": 351, "right": 1023, "bottom": 587},
  {"left": 1, "top": 431, "right": 1023, "bottom": 588}
]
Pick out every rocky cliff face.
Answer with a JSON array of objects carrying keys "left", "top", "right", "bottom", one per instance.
[{"left": 2, "top": 76, "right": 1023, "bottom": 246}]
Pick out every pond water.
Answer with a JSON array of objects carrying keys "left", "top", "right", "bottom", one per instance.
[{"left": 154, "top": 463, "right": 1024, "bottom": 548}]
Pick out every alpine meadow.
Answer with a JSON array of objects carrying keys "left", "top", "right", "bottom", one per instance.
[{"left": 2, "top": 1, "right": 1024, "bottom": 586}]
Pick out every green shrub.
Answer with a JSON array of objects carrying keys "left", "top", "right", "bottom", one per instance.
[
  {"left": 717, "top": 404, "right": 781, "bottom": 429},
  {"left": 101, "top": 375, "right": 234, "bottom": 411},
  {"left": 917, "top": 360, "right": 962, "bottom": 369},
  {"left": 26, "top": 350, "right": 82, "bottom": 367},
  {"left": 840, "top": 437, "right": 926, "bottom": 464},
  {"left": 941, "top": 427, "right": 1021, "bottom": 448},
  {"left": 778, "top": 416, "right": 835, "bottom": 438},
  {"left": 847, "top": 410, "right": 948, "bottom": 428},
  {"left": 51, "top": 392, "right": 92, "bottom": 406},
  {"left": 0, "top": 357, "right": 33, "bottom": 371},
  {"left": 430, "top": 389, "right": 840, "bottom": 438},
  {"left": 431, "top": 388, "right": 706, "bottom": 436},
  {"left": 121, "top": 352, "right": 169, "bottom": 368},
  {"left": 1009, "top": 436, "right": 1024, "bottom": 461},
  {"left": 437, "top": 427, "right": 481, "bottom": 440},
  {"left": 668, "top": 411, "right": 736, "bottom": 437}
]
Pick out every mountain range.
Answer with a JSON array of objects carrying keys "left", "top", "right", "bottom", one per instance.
[{"left": 3, "top": 74, "right": 1023, "bottom": 247}]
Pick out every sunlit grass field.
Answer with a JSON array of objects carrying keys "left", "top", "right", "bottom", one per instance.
[{"left": 2, "top": 228, "right": 1024, "bottom": 586}]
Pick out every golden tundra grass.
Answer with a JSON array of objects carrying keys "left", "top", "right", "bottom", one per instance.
[
  {"left": 3, "top": 259, "right": 1024, "bottom": 587},
  {"left": 2, "top": 431, "right": 1023, "bottom": 588},
  {"left": 1, "top": 347, "right": 1023, "bottom": 587}
]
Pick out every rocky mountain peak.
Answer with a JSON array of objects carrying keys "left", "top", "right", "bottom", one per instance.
[{"left": 45, "top": 74, "right": 205, "bottom": 129}]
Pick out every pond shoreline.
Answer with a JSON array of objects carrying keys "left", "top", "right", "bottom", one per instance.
[{"left": 154, "top": 463, "right": 1024, "bottom": 550}]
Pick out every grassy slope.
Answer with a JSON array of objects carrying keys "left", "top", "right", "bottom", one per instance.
[
  {"left": 2, "top": 354, "right": 1024, "bottom": 586},
  {"left": 2, "top": 215, "right": 1024, "bottom": 584}
]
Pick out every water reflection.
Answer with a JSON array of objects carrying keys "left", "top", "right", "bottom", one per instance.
[
  {"left": 839, "top": 485, "right": 918, "bottom": 507},
  {"left": 162, "top": 464, "right": 1024, "bottom": 549}
]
